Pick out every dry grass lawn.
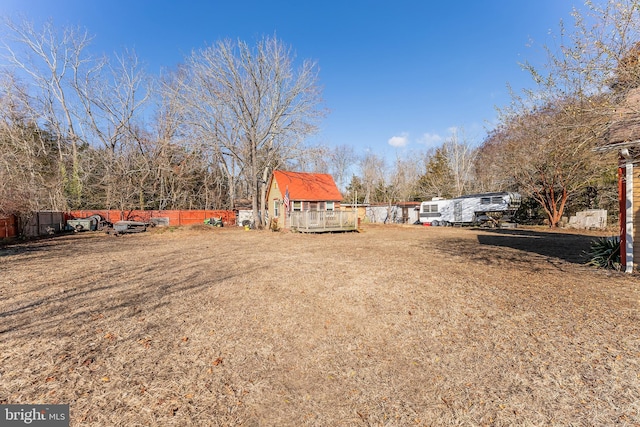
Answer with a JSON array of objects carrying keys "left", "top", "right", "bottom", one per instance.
[{"left": 1, "top": 224, "right": 639, "bottom": 426}]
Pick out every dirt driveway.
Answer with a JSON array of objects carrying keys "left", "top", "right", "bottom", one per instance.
[{"left": 1, "top": 224, "right": 639, "bottom": 426}]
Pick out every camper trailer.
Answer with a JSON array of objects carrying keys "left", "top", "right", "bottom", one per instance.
[{"left": 419, "top": 192, "right": 521, "bottom": 227}]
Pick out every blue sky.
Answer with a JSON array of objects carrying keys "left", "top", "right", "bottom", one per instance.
[{"left": 0, "top": 0, "right": 584, "bottom": 160}]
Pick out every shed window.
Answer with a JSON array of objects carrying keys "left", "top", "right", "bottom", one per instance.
[
  {"left": 292, "top": 201, "right": 302, "bottom": 211},
  {"left": 326, "top": 201, "right": 335, "bottom": 211},
  {"left": 274, "top": 200, "right": 279, "bottom": 217}
]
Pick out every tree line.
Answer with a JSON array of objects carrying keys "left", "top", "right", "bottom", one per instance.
[{"left": 1, "top": 1, "right": 637, "bottom": 228}]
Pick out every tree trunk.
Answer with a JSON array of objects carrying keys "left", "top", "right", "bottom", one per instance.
[{"left": 259, "top": 167, "right": 270, "bottom": 227}]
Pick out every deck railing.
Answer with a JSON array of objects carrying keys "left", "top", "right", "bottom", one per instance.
[{"left": 287, "top": 210, "right": 357, "bottom": 232}]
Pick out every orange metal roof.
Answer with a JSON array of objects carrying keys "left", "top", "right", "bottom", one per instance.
[{"left": 272, "top": 170, "right": 342, "bottom": 201}]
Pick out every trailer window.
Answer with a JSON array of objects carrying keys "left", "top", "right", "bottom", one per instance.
[
  {"left": 423, "top": 204, "right": 438, "bottom": 213},
  {"left": 491, "top": 196, "right": 503, "bottom": 204},
  {"left": 480, "top": 197, "right": 491, "bottom": 205}
]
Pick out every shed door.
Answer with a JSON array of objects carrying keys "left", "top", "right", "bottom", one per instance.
[{"left": 402, "top": 207, "right": 409, "bottom": 223}]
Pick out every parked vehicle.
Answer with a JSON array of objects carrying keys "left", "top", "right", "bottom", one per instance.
[
  {"left": 66, "top": 214, "right": 111, "bottom": 232},
  {"left": 419, "top": 192, "right": 521, "bottom": 227},
  {"left": 204, "top": 217, "right": 223, "bottom": 227},
  {"left": 109, "top": 220, "right": 149, "bottom": 235}
]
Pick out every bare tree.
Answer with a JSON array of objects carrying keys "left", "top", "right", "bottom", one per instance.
[
  {"left": 442, "top": 128, "right": 478, "bottom": 197},
  {"left": 2, "top": 18, "right": 152, "bottom": 212},
  {"left": 158, "top": 67, "right": 234, "bottom": 210},
  {"left": 359, "top": 152, "right": 387, "bottom": 204},
  {"left": 388, "top": 153, "right": 421, "bottom": 202},
  {"left": 75, "top": 49, "right": 150, "bottom": 209},
  {"left": 170, "top": 36, "right": 325, "bottom": 227},
  {"left": 162, "top": 62, "right": 243, "bottom": 209},
  {"left": 1, "top": 18, "right": 96, "bottom": 208},
  {"left": 0, "top": 72, "right": 47, "bottom": 214},
  {"left": 328, "top": 144, "right": 357, "bottom": 193},
  {"left": 0, "top": 69, "right": 74, "bottom": 238},
  {"left": 289, "top": 145, "right": 330, "bottom": 173}
]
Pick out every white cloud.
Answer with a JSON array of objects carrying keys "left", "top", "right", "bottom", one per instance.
[
  {"left": 417, "top": 132, "right": 442, "bottom": 146},
  {"left": 388, "top": 133, "right": 409, "bottom": 148}
]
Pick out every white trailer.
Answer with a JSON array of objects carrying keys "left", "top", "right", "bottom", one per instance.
[{"left": 419, "top": 192, "right": 521, "bottom": 227}]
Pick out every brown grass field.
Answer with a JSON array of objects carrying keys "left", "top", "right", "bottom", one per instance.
[{"left": 1, "top": 224, "right": 639, "bottom": 426}]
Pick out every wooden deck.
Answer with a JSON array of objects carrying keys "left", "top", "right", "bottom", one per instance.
[{"left": 287, "top": 210, "right": 357, "bottom": 233}]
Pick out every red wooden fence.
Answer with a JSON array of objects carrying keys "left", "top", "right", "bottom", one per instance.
[{"left": 67, "top": 209, "right": 236, "bottom": 227}]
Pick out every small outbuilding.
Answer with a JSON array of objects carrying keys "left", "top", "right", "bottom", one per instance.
[
  {"left": 266, "top": 170, "right": 356, "bottom": 232},
  {"left": 362, "top": 202, "right": 420, "bottom": 224}
]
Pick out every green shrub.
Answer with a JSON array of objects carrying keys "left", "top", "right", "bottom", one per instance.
[{"left": 586, "top": 236, "right": 621, "bottom": 270}]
